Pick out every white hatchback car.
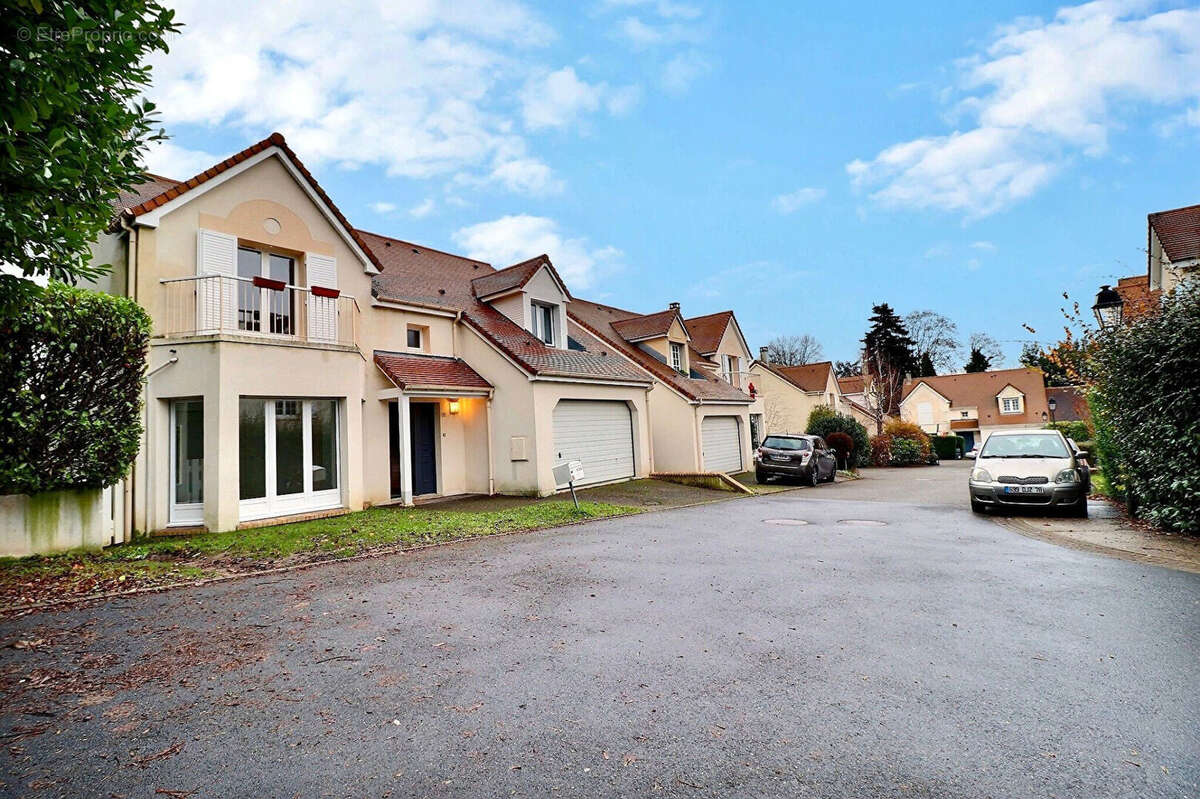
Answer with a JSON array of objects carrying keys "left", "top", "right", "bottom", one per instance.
[{"left": 968, "top": 429, "right": 1090, "bottom": 517}]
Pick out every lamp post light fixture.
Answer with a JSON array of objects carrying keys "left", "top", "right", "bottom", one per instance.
[
  {"left": 1048, "top": 396, "right": 1057, "bottom": 423},
  {"left": 1041, "top": 410, "right": 1049, "bottom": 423},
  {"left": 1092, "top": 284, "right": 1124, "bottom": 329}
]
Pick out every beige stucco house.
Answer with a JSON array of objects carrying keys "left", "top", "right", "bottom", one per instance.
[
  {"left": 747, "top": 357, "right": 847, "bottom": 437},
  {"left": 1148, "top": 203, "right": 1200, "bottom": 293},
  {"left": 89, "top": 133, "right": 656, "bottom": 539},
  {"left": 899, "top": 367, "right": 1050, "bottom": 452},
  {"left": 569, "top": 301, "right": 755, "bottom": 474}
]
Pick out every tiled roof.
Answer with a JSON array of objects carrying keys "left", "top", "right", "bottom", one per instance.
[
  {"left": 1114, "top": 274, "right": 1162, "bottom": 319},
  {"left": 470, "top": 254, "right": 571, "bottom": 301},
  {"left": 769, "top": 361, "right": 835, "bottom": 393},
  {"left": 683, "top": 311, "right": 733, "bottom": 355},
  {"left": 610, "top": 309, "right": 686, "bottom": 342},
  {"left": 1045, "top": 386, "right": 1090, "bottom": 423},
  {"left": 363, "top": 230, "right": 650, "bottom": 385},
  {"left": 374, "top": 352, "right": 492, "bottom": 391},
  {"left": 569, "top": 298, "right": 752, "bottom": 403},
  {"left": 1149, "top": 203, "right": 1200, "bottom": 263},
  {"left": 111, "top": 133, "right": 382, "bottom": 272},
  {"left": 837, "top": 375, "right": 866, "bottom": 395},
  {"left": 901, "top": 367, "right": 1049, "bottom": 427},
  {"left": 110, "top": 174, "right": 181, "bottom": 222}
]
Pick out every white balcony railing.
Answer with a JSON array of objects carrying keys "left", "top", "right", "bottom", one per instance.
[{"left": 159, "top": 274, "right": 359, "bottom": 348}]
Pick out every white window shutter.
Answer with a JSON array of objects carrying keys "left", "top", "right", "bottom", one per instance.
[
  {"left": 195, "top": 229, "right": 237, "bottom": 332},
  {"left": 306, "top": 252, "right": 338, "bottom": 342}
]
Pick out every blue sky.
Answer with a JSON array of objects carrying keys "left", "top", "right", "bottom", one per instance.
[{"left": 144, "top": 0, "right": 1200, "bottom": 368}]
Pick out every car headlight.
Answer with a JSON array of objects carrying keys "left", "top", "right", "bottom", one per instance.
[
  {"left": 970, "top": 468, "right": 992, "bottom": 483},
  {"left": 1055, "top": 468, "right": 1080, "bottom": 484}
]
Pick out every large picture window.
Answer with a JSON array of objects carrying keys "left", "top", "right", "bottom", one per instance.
[{"left": 238, "top": 397, "right": 341, "bottom": 521}]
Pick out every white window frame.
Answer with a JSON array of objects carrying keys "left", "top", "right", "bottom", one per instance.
[
  {"left": 236, "top": 246, "right": 297, "bottom": 337},
  {"left": 406, "top": 326, "right": 423, "bottom": 351},
  {"left": 670, "top": 342, "right": 684, "bottom": 372},
  {"left": 531, "top": 301, "right": 556, "bottom": 346},
  {"left": 169, "top": 399, "right": 205, "bottom": 526},
  {"left": 239, "top": 398, "right": 342, "bottom": 522},
  {"left": 1000, "top": 396, "right": 1022, "bottom": 414}
]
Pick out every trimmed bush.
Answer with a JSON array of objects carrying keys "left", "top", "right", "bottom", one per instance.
[
  {"left": 1045, "top": 420, "right": 1090, "bottom": 441},
  {"left": 806, "top": 406, "right": 870, "bottom": 468},
  {"left": 932, "top": 434, "right": 965, "bottom": 460},
  {"left": 870, "top": 434, "right": 893, "bottom": 467},
  {"left": 882, "top": 419, "right": 931, "bottom": 455},
  {"left": 1089, "top": 283, "right": 1200, "bottom": 533},
  {"left": 826, "top": 432, "right": 854, "bottom": 469},
  {"left": 890, "top": 438, "right": 923, "bottom": 465},
  {"left": 0, "top": 283, "right": 150, "bottom": 495}
]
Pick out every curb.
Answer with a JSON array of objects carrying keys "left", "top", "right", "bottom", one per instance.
[
  {"left": 1, "top": 487, "right": 775, "bottom": 617},
  {"left": 993, "top": 515, "right": 1200, "bottom": 575}
]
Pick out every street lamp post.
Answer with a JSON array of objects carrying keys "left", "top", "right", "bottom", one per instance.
[
  {"left": 1048, "top": 396, "right": 1057, "bottom": 423},
  {"left": 1092, "top": 284, "right": 1125, "bottom": 329}
]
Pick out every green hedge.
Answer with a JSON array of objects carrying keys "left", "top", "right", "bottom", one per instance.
[
  {"left": 0, "top": 283, "right": 150, "bottom": 495},
  {"left": 1089, "top": 283, "right": 1200, "bottom": 533},
  {"left": 806, "top": 406, "right": 870, "bottom": 467},
  {"left": 1045, "top": 420, "right": 1090, "bottom": 442},
  {"left": 932, "top": 435, "right": 964, "bottom": 460}
]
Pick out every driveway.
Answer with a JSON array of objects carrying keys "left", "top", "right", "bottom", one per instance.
[{"left": 2, "top": 469, "right": 1197, "bottom": 798}]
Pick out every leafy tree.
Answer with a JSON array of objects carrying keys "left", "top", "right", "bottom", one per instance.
[
  {"left": 764, "top": 334, "right": 824, "bottom": 366},
  {"left": 905, "top": 310, "right": 960, "bottom": 374},
  {"left": 0, "top": 0, "right": 180, "bottom": 306},
  {"left": 834, "top": 360, "right": 861, "bottom": 378},
  {"left": 861, "top": 303, "right": 915, "bottom": 421},
  {"left": 1020, "top": 341, "right": 1087, "bottom": 386},
  {"left": 964, "top": 347, "right": 990, "bottom": 372}
]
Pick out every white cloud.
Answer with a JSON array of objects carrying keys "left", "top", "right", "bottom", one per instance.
[
  {"left": 970, "top": 240, "right": 996, "bottom": 251},
  {"left": 147, "top": 0, "right": 575, "bottom": 196},
  {"left": 601, "top": 0, "right": 701, "bottom": 20},
  {"left": 923, "top": 243, "right": 952, "bottom": 259},
  {"left": 487, "top": 157, "right": 565, "bottom": 195},
  {"left": 408, "top": 198, "right": 436, "bottom": 218},
  {"left": 519, "top": 67, "right": 639, "bottom": 130},
  {"left": 141, "top": 140, "right": 222, "bottom": 178},
  {"left": 370, "top": 201, "right": 398, "bottom": 214},
  {"left": 452, "top": 215, "right": 621, "bottom": 289},
  {"left": 615, "top": 15, "right": 704, "bottom": 47},
  {"left": 661, "top": 51, "right": 710, "bottom": 93},
  {"left": 848, "top": 1, "right": 1200, "bottom": 216},
  {"left": 771, "top": 187, "right": 826, "bottom": 214}
]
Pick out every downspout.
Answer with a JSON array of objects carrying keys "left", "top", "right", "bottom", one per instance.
[
  {"left": 643, "top": 384, "right": 655, "bottom": 475},
  {"left": 486, "top": 394, "right": 495, "bottom": 496},
  {"left": 122, "top": 222, "right": 139, "bottom": 542}
]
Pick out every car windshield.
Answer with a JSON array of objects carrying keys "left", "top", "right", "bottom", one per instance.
[
  {"left": 763, "top": 436, "right": 810, "bottom": 451},
  {"left": 979, "top": 434, "right": 1069, "bottom": 459}
]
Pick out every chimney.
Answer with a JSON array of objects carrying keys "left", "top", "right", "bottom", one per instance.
[
  {"left": 668, "top": 302, "right": 680, "bottom": 312},
  {"left": 759, "top": 346, "right": 769, "bottom": 363}
]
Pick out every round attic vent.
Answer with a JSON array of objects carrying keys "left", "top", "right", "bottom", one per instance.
[{"left": 263, "top": 217, "right": 281, "bottom": 235}]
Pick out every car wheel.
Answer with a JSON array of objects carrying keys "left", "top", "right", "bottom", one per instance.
[
  {"left": 971, "top": 498, "right": 986, "bottom": 514},
  {"left": 755, "top": 469, "right": 768, "bottom": 484},
  {"left": 808, "top": 468, "right": 819, "bottom": 488}
]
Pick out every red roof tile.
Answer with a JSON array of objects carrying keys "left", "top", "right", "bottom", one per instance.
[
  {"left": 569, "top": 299, "right": 751, "bottom": 403},
  {"left": 1149, "top": 203, "right": 1200, "bottom": 264},
  {"left": 112, "top": 133, "right": 382, "bottom": 272},
  {"left": 901, "top": 367, "right": 1049, "bottom": 427},
  {"left": 610, "top": 308, "right": 686, "bottom": 342},
  {"left": 1114, "top": 274, "right": 1162, "bottom": 319},
  {"left": 374, "top": 352, "right": 492, "bottom": 391},
  {"left": 470, "top": 254, "right": 572, "bottom": 301},
  {"left": 770, "top": 361, "right": 835, "bottom": 393},
  {"left": 837, "top": 375, "right": 866, "bottom": 395},
  {"left": 683, "top": 311, "right": 733, "bottom": 355},
  {"left": 362, "top": 230, "right": 650, "bottom": 385}
]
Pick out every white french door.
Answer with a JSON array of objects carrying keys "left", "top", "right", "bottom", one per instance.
[
  {"left": 238, "top": 398, "right": 341, "bottom": 522},
  {"left": 169, "top": 399, "right": 205, "bottom": 525}
]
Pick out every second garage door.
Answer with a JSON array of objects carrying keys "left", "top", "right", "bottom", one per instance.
[
  {"left": 701, "top": 415, "right": 742, "bottom": 473},
  {"left": 552, "top": 400, "right": 635, "bottom": 487}
]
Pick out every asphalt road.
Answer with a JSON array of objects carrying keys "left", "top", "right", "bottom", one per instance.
[{"left": 2, "top": 465, "right": 1198, "bottom": 798}]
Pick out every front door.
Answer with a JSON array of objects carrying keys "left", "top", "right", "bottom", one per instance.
[
  {"left": 959, "top": 431, "right": 976, "bottom": 452},
  {"left": 410, "top": 402, "right": 438, "bottom": 496}
]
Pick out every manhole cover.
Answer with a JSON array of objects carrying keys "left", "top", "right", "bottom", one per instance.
[
  {"left": 763, "top": 518, "right": 810, "bottom": 526},
  {"left": 838, "top": 519, "right": 887, "bottom": 527}
]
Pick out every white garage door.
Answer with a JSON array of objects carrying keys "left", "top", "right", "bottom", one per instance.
[
  {"left": 702, "top": 416, "right": 742, "bottom": 473},
  {"left": 553, "top": 400, "right": 635, "bottom": 487}
]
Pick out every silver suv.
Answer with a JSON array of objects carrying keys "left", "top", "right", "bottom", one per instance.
[{"left": 968, "top": 429, "right": 1090, "bottom": 517}]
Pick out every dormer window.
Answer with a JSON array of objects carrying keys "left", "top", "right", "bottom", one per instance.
[
  {"left": 670, "top": 342, "right": 684, "bottom": 372},
  {"left": 1001, "top": 396, "right": 1022, "bottom": 414},
  {"left": 532, "top": 302, "right": 556, "bottom": 346}
]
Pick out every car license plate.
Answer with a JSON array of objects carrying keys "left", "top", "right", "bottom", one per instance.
[
  {"left": 1004, "top": 485, "right": 1042, "bottom": 494},
  {"left": 770, "top": 455, "right": 791, "bottom": 462}
]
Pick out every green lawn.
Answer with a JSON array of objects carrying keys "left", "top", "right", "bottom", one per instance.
[{"left": 0, "top": 500, "right": 640, "bottom": 609}]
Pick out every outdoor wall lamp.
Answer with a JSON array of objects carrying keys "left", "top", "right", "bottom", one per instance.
[
  {"left": 1092, "top": 284, "right": 1124, "bottom": 329},
  {"left": 1041, "top": 411, "right": 1049, "bottom": 423},
  {"left": 448, "top": 399, "right": 461, "bottom": 415}
]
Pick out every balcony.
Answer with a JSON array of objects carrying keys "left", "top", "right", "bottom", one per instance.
[{"left": 158, "top": 274, "right": 360, "bottom": 349}]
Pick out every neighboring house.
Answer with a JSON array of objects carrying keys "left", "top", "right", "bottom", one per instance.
[
  {"left": 834, "top": 374, "right": 882, "bottom": 432},
  {"left": 1148, "top": 203, "right": 1200, "bottom": 293},
  {"left": 1112, "top": 274, "right": 1162, "bottom": 320},
  {"left": 748, "top": 355, "right": 845, "bottom": 436},
  {"left": 569, "top": 300, "right": 755, "bottom": 474},
  {"left": 899, "top": 367, "right": 1051, "bottom": 452},
  {"left": 683, "top": 311, "right": 763, "bottom": 447},
  {"left": 1045, "top": 385, "right": 1090, "bottom": 424},
  {"left": 89, "top": 133, "right": 655, "bottom": 539}
]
